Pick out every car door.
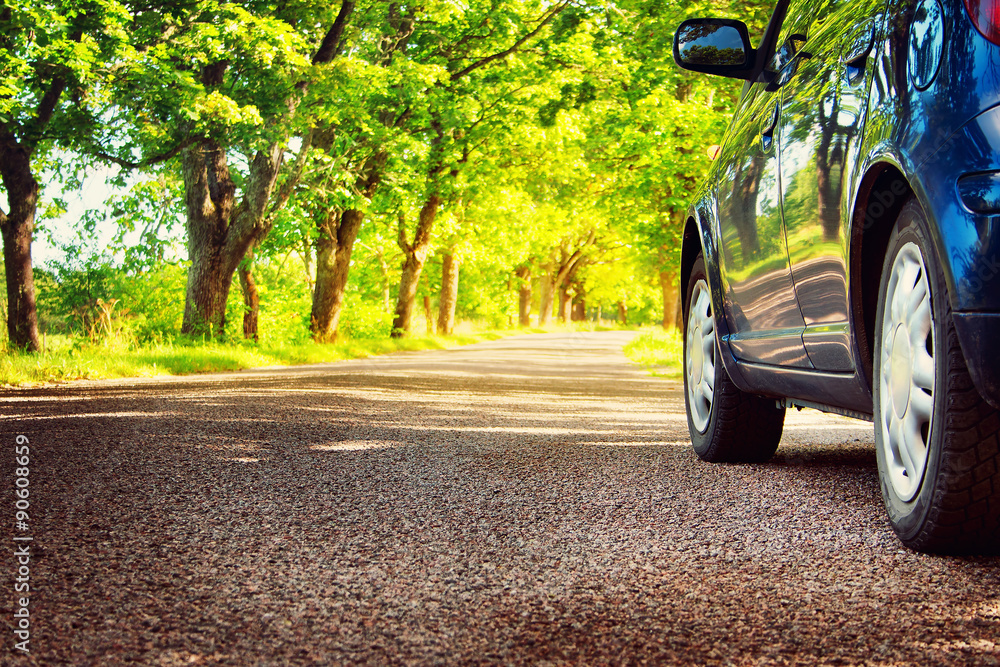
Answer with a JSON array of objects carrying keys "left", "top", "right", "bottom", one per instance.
[
  {"left": 775, "top": 0, "right": 884, "bottom": 371},
  {"left": 715, "top": 72, "right": 812, "bottom": 369}
]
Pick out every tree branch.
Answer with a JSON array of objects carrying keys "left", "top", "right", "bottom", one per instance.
[
  {"left": 313, "top": 1, "right": 356, "bottom": 65},
  {"left": 93, "top": 137, "right": 196, "bottom": 170},
  {"left": 265, "top": 129, "right": 314, "bottom": 225},
  {"left": 33, "top": 78, "right": 67, "bottom": 138},
  {"left": 396, "top": 211, "right": 412, "bottom": 254},
  {"left": 449, "top": 2, "right": 569, "bottom": 81},
  {"left": 23, "top": 23, "right": 84, "bottom": 151}
]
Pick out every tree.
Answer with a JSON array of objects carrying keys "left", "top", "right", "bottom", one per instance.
[
  {"left": 0, "top": 0, "right": 130, "bottom": 349},
  {"left": 387, "top": 0, "right": 576, "bottom": 336},
  {"left": 93, "top": 0, "right": 357, "bottom": 337},
  {"left": 550, "top": 0, "right": 774, "bottom": 329},
  {"left": 304, "top": 2, "right": 418, "bottom": 342}
]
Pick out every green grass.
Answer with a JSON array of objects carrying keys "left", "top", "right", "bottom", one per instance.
[
  {"left": 0, "top": 332, "right": 514, "bottom": 387},
  {"left": 0, "top": 322, "right": 631, "bottom": 387},
  {"left": 623, "top": 326, "right": 683, "bottom": 378}
]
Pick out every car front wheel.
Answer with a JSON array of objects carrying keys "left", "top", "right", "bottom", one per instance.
[
  {"left": 684, "top": 255, "right": 785, "bottom": 463},
  {"left": 874, "top": 199, "right": 1000, "bottom": 553}
]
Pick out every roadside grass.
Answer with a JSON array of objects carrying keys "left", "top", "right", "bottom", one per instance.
[
  {"left": 0, "top": 322, "right": 631, "bottom": 387},
  {"left": 623, "top": 326, "right": 683, "bottom": 378}
]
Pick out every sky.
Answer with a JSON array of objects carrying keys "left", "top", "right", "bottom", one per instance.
[{"left": 30, "top": 164, "right": 172, "bottom": 269}]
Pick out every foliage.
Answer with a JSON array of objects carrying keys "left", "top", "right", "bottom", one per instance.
[
  {"left": 337, "top": 293, "right": 395, "bottom": 339},
  {"left": 38, "top": 251, "right": 185, "bottom": 343},
  {"left": 5, "top": 0, "right": 782, "bottom": 367},
  {"left": 623, "top": 327, "right": 683, "bottom": 378}
]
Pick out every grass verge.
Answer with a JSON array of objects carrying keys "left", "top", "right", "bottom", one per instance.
[
  {"left": 0, "top": 323, "right": 628, "bottom": 387},
  {"left": 623, "top": 326, "right": 683, "bottom": 378}
]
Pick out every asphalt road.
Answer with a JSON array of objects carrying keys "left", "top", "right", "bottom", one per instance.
[{"left": 2, "top": 331, "right": 999, "bottom": 665}]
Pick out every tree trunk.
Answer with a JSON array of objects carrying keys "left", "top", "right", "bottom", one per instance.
[
  {"left": 300, "top": 235, "right": 315, "bottom": 294},
  {"left": 538, "top": 274, "right": 555, "bottom": 325},
  {"left": 571, "top": 285, "right": 586, "bottom": 322},
  {"left": 180, "top": 139, "right": 285, "bottom": 337},
  {"left": 660, "top": 269, "right": 680, "bottom": 330},
  {"left": 556, "top": 260, "right": 585, "bottom": 324},
  {"left": 375, "top": 247, "right": 392, "bottom": 313},
  {"left": 392, "top": 196, "right": 440, "bottom": 337},
  {"left": 0, "top": 137, "right": 41, "bottom": 351},
  {"left": 180, "top": 140, "right": 238, "bottom": 337},
  {"left": 617, "top": 300, "right": 628, "bottom": 325},
  {"left": 238, "top": 244, "right": 259, "bottom": 341},
  {"left": 310, "top": 209, "right": 364, "bottom": 342},
  {"left": 539, "top": 231, "right": 594, "bottom": 327},
  {"left": 515, "top": 266, "right": 532, "bottom": 326},
  {"left": 393, "top": 253, "right": 422, "bottom": 336},
  {"left": 437, "top": 252, "right": 459, "bottom": 335},
  {"left": 423, "top": 295, "right": 433, "bottom": 334},
  {"left": 558, "top": 283, "right": 572, "bottom": 323}
]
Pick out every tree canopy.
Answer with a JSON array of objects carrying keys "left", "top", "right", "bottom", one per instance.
[{"left": 2, "top": 0, "right": 775, "bottom": 349}]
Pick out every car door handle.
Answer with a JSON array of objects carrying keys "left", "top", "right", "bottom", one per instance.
[{"left": 761, "top": 102, "right": 779, "bottom": 152}]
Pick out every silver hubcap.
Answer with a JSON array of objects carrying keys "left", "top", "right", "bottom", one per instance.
[
  {"left": 686, "top": 280, "right": 716, "bottom": 432},
  {"left": 879, "top": 242, "right": 935, "bottom": 502}
]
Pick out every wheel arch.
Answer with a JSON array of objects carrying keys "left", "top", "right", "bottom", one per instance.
[
  {"left": 680, "top": 214, "right": 704, "bottom": 326},
  {"left": 849, "top": 161, "right": 916, "bottom": 390}
]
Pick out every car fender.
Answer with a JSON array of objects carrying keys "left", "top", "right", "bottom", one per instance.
[{"left": 681, "top": 192, "right": 757, "bottom": 395}]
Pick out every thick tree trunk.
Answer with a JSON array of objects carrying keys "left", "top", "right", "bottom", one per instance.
[
  {"left": 180, "top": 141, "right": 238, "bottom": 337},
  {"left": 437, "top": 252, "right": 459, "bottom": 335},
  {"left": 515, "top": 266, "right": 532, "bottom": 326},
  {"left": 0, "top": 137, "right": 41, "bottom": 351},
  {"left": 179, "top": 53, "right": 293, "bottom": 339},
  {"left": 617, "top": 300, "right": 628, "bottom": 325},
  {"left": 180, "top": 139, "right": 284, "bottom": 337},
  {"left": 660, "top": 269, "right": 680, "bottom": 330},
  {"left": 310, "top": 209, "right": 364, "bottom": 342},
  {"left": 238, "top": 244, "right": 259, "bottom": 341},
  {"left": 392, "top": 196, "right": 440, "bottom": 337}
]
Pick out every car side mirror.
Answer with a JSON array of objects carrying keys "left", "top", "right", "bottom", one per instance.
[{"left": 674, "top": 19, "right": 756, "bottom": 80}]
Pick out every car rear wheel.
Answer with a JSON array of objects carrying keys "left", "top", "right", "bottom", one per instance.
[
  {"left": 684, "top": 256, "right": 785, "bottom": 463},
  {"left": 874, "top": 200, "right": 1000, "bottom": 553}
]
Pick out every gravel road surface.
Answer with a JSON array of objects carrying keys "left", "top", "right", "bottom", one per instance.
[{"left": 2, "top": 331, "right": 999, "bottom": 665}]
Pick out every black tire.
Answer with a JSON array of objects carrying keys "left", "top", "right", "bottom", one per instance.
[
  {"left": 874, "top": 199, "right": 1000, "bottom": 554},
  {"left": 683, "top": 256, "right": 785, "bottom": 463}
]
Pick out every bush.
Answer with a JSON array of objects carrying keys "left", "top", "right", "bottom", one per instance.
[{"left": 338, "top": 293, "right": 393, "bottom": 339}]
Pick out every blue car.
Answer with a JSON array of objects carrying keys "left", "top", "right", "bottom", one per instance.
[{"left": 673, "top": 0, "right": 1000, "bottom": 552}]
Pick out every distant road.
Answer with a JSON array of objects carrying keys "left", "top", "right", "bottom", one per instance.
[{"left": 2, "top": 332, "right": 998, "bottom": 664}]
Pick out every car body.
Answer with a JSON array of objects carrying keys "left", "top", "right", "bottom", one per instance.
[{"left": 673, "top": 0, "right": 1000, "bottom": 552}]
